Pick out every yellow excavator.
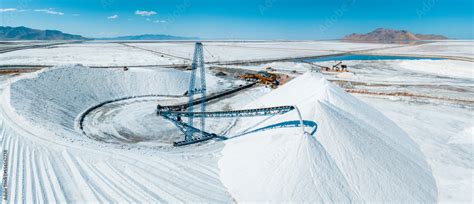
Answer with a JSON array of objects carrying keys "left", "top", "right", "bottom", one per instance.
[{"left": 239, "top": 71, "right": 280, "bottom": 88}]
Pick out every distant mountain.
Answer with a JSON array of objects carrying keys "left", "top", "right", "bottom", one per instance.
[
  {"left": 0, "top": 26, "right": 88, "bottom": 40},
  {"left": 96, "top": 34, "right": 198, "bottom": 41},
  {"left": 342, "top": 28, "right": 448, "bottom": 43}
]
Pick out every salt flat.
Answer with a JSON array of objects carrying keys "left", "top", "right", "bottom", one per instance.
[
  {"left": 0, "top": 41, "right": 399, "bottom": 66},
  {"left": 366, "top": 40, "right": 474, "bottom": 60}
]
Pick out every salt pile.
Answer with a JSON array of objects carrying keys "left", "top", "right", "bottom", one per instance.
[{"left": 219, "top": 72, "right": 437, "bottom": 202}]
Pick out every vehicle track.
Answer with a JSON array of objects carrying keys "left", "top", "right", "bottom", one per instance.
[
  {"left": 0, "top": 41, "right": 83, "bottom": 54},
  {"left": 118, "top": 43, "right": 192, "bottom": 61},
  {"left": 78, "top": 83, "right": 256, "bottom": 136}
]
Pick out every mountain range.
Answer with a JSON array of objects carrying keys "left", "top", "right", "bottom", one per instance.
[
  {"left": 1, "top": 26, "right": 448, "bottom": 42},
  {"left": 343, "top": 28, "right": 448, "bottom": 42},
  {"left": 0, "top": 26, "right": 88, "bottom": 40},
  {"left": 0, "top": 26, "right": 197, "bottom": 41}
]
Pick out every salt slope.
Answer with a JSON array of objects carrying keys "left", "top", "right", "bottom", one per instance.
[
  {"left": 219, "top": 129, "right": 358, "bottom": 202},
  {"left": 219, "top": 72, "right": 438, "bottom": 202}
]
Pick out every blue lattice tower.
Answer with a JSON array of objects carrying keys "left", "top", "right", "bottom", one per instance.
[{"left": 185, "top": 42, "right": 206, "bottom": 141}]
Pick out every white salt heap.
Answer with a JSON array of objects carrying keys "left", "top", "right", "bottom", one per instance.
[{"left": 219, "top": 72, "right": 438, "bottom": 202}]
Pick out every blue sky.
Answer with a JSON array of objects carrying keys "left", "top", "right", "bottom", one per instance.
[{"left": 0, "top": 0, "right": 472, "bottom": 39}]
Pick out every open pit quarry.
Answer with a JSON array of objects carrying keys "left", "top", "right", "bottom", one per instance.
[
  {"left": 0, "top": 64, "right": 438, "bottom": 202},
  {"left": 0, "top": 40, "right": 472, "bottom": 202}
]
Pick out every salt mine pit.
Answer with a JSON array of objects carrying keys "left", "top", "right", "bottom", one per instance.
[
  {"left": 82, "top": 97, "right": 184, "bottom": 145},
  {"left": 0, "top": 60, "right": 439, "bottom": 202}
]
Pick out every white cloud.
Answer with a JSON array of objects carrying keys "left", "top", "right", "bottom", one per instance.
[
  {"left": 154, "top": 20, "right": 167, "bottom": 23},
  {"left": 107, "top": 14, "right": 119, "bottom": 19},
  {"left": 34, "top": 8, "right": 64, "bottom": 15},
  {"left": 146, "top": 18, "right": 151, "bottom": 22},
  {"left": 135, "top": 10, "right": 157, "bottom": 16},
  {"left": 0, "top": 8, "right": 17, "bottom": 12}
]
